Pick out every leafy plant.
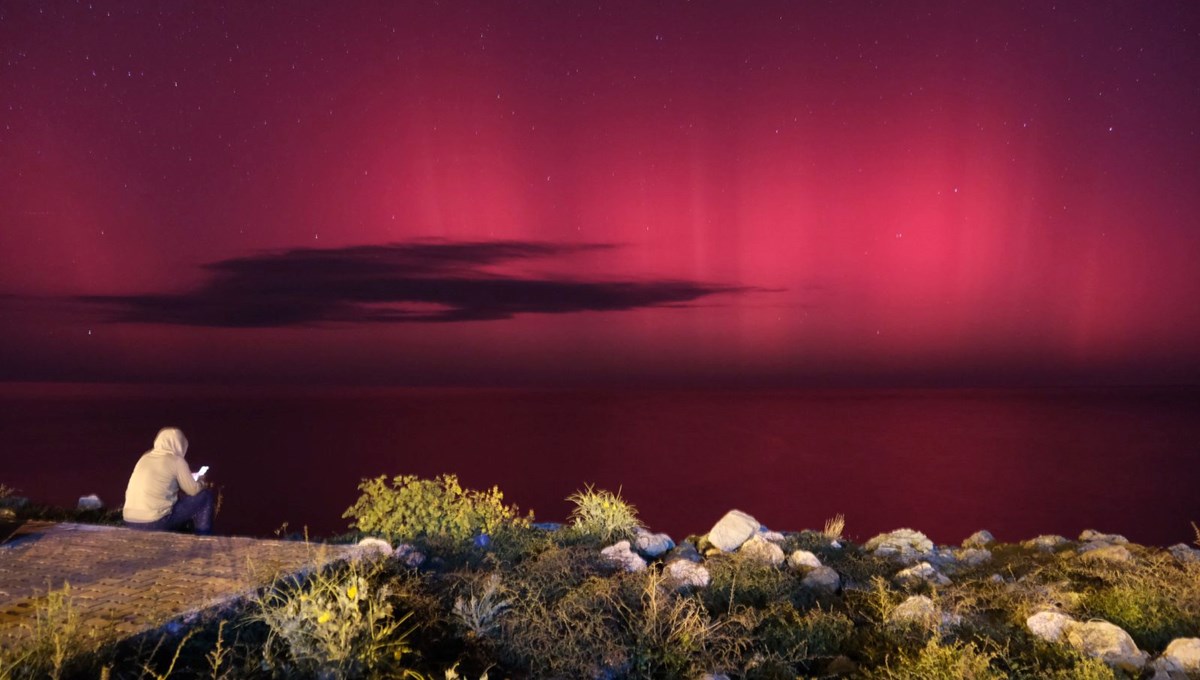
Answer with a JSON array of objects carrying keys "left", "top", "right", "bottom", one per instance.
[
  {"left": 252, "top": 557, "right": 424, "bottom": 678},
  {"left": 344, "top": 474, "right": 529, "bottom": 543},
  {"left": 566, "top": 485, "right": 643, "bottom": 543},
  {"left": 877, "top": 638, "right": 1004, "bottom": 680}
]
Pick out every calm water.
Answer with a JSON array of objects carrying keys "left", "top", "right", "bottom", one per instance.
[{"left": 0, "top": 385, "right": 1197, "bottom": 546}]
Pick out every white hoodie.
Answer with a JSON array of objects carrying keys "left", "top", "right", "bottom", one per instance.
[{"left": 122, "top": 427, "right": 205, "bottom": 523}]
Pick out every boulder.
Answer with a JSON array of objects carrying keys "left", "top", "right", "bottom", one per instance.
[
  {"left": 759, "top": 529, "right": 786, "bottom": 543},
  {"left": 666, "top": 559, "right": 710, "bottom": 590},
  {"left": 1023, "top": 534, "right": 1069, "bottom": 552},
  {"left": 77, "top": 494, "right": 103, "bottom": 511},
  {"left": 393, "top": 543, "right": 426, "bottom": 568},
  {"left": 351, "top": 537, "right": 392, "bottom": 559},
  {"left": 1027, "top": 611, "right": 1075, "bottom": 644},
  {"left": 1079, "top": 544, "right": 1135, "bottom": 565},
  {"left": 863, "top": 528, "right": 934, "bottom": 564},
  {"left": 667, "top": 541, "right": 704, "bottom": 563},
  {"left": 787, "top": 550, "right": 822, "bottom": 571},
  {"left": 1064, "top": 620, "right": 1149, "bottom": 673},
  {"left": 801, "top": 565, "right": 841, "bottom": 594},
  {"left": 634, "top": 528, "right": 675, "bottom": 558},
  {"left": 1161, "top": 638, "right": 1200, "bottom": 672},
  {"left": 894, "top": 561, "right": 951, "bottom": 587},
  {"left": 739, "top": 535, "right": 785, "bottom": 566},
  {"left": 889, "top": 595, "right": 939, "bottom": 628},
  {"left": 1168, "top": 543, "right": 1200, "bottom": 565},
  {"left": 957, "top": 548, "right": 993, "bottom": 567},
  {"left": 707, "top": 510, "right": 760, "bottom": 552},
  {"left": 1079, "top": 530, "right": 1128, "bottom": 545},
  {"left": 962, "top": 529, "right": 995, "bottom": 549},
  {"left": 601, "top": 540, "right": 647, "bottom": 572}
]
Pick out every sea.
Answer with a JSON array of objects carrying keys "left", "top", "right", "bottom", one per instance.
[{"left": 1, "top": 384, "right": 1197, "bottom": 547}]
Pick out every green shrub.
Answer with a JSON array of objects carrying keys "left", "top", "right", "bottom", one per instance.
[
  {"left": 1083, "top": 577, "right": 1195, "bottom": 651},
  {"left": 701, "top": 553, "right": 796, "bottom": 613},
  {"left": 566, "top": 485, "right": 642, "bottom": 543},
  {"left": 252, "top": 557, "right": 424, "bottom": 678},
  {"left": 344, "top": 474, "right": 529, "bottom": 543},
  {"left": 752, "top": 601, "right": 853, "bottom": 668},
  {"left": 619, "top": 571, "right": 723, "bottom": 680}
]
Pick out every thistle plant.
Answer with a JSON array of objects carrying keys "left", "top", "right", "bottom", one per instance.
[
  {"left": 451, "top": 573, "right": 512, "bottom": 638},
  {"left": 566, "top": 485, "right": 642, "bottom": 543}
]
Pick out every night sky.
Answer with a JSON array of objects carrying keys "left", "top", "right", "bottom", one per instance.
[{"left": 3, "top": 2, "right": 1199, "bottom": 387}]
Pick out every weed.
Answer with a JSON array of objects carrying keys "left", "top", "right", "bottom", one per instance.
[
  {"left": 451, "top": 573, "right": 512, "bottom": 639},
  {"left": 620, "top": 571, "right": 723, "bottom": 680},
  {"left": 874, "top": 637, "right": 1004, "bottom": 680},
  {"left": 823, "top": 514, "right": 846, "bottom": 542},
  {"left": 566, "top": 485, "right": 643, "bottom": 543},
  {"left": 252, "top": 556, "right": 425, "bottom": 678}
]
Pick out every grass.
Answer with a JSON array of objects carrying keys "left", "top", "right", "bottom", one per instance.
[{"left": 566, "top": 484, "right": 643, "bottom": 543}]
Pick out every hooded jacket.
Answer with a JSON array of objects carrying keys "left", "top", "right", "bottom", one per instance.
[{"left": 122, "top": 427, "right": 205, "bottom": 523}]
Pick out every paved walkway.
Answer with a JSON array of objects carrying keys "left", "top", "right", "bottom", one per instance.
[{"left": 0, "top": 522, "right": 357, "bottom": 648}]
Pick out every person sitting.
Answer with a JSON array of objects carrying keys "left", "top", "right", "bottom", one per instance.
[{"left": 122, "top": 427, "right": 214, "bottom": 535}]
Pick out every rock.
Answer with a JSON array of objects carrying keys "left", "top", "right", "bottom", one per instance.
[
  {"left": 863, "top": 528, "right": 934, "bottom": 564},
  {"left": 894, "top": 561, "right": 951, "bottom": 587},
  {"left": 889, "top": 595, "right": 939, "bottom": 627},
  {"left": 1023, "top": 534, "right": 1069, "bottom": 552},
  {"left": 1027, "top": 611, "right": 1076, "bottom": 643},
  {"left": 601, "top": 541, "right": 647, "bottom": 572},
  {"left": 76, "top": 494, "right": 103, "bottom": 511},
  {"left": 666, "top": 559, "right": 710, "bottom": 589},
  {"left": 990, "top": 573, "right": 1006, "bottom": 584},
  {"left": 962, "top": 529, "right": 995, "bottom": 549},
  {"left": 532, "top": 521, "right": 565, "bottom": 532},
  {"left": 801, "top": 566, "right": 841, "bottom": 594},
  {"left": 1079, "top": 530, "right": 1128, "bottom": 545},
  {"left": 634, "top": 528, "right": 675, "bottom": 558},
  {"left": 759, "top": 529, "right": 786, "bottom": 543},
  {"left": 957, "top": 548, "right": 993, "bottom": 567},
  {"left": 667, "top": 541, "right": 703, "bottom": 563},
  {"left": 1064, "top": 620, "right": 1149, "bottom": 673},
  {"left": 1079, "top": 544, "right": 1135, "bottom": 565},
  {"left": 1168, "top": 543, "right": 1200, "bottom": 565},
  {"left": 707, "top": 510, "right": 761, "bottom": 552},
  {"left": 739, "top": 535, "right": 785, "bottom": 566},
  {"left": 393, "top": 543, "right": 426, "bottom": 568},
  {"left": 351, "top": 537, "right": 392, "bottom": 559},
  {"left": 787, "top": 549, "right": 822, "bottom": 571},
  {"left": 697, "top": 675, "right": 731, "bottom": 680},
  {"left": 1161, "top": 638, "right": 1200, "bottom": 671}
]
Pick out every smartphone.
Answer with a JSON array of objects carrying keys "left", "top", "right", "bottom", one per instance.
[{"left": 192, "top": 465, "right": 209, "bottom": 481}]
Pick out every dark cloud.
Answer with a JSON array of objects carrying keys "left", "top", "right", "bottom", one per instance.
[{"left": 81, "top": 240, "right": 753, "bottom": 327}]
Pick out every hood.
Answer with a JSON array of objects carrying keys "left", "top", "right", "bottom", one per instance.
[{"left": 152, "top": 427, "right": 189, "bottom": 458}]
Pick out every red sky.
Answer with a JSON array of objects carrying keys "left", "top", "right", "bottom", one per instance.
[{"left": 2, "top": 2, "right": 1198, "bottom": 386}]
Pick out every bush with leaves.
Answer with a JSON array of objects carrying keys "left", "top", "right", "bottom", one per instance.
[
  {"left": 344, "top": 474, "right": 529, "bottom": 543},
  {"left": 566, "top": 485, "right": 643, "bottom": 543},
  {"left": 253, "top": 557, "right": 424, "bottom": 678}
]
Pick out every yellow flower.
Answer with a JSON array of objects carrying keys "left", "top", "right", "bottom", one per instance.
[
  {"left": 317, "top": 611, "right": 332, "bottom": 624},
  {"left": 347, "top": 584, "right": 358, "bottom": 599}
]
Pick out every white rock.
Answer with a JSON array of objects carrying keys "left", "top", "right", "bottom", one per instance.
[
  {"left": 787, "top": 550, "right": 822, "bottom": 571},
  {"left": 801, "top": 565, "right": 841, "bottom": 594},
  {"left": 393, "top": 543, "right": 426, "bottom": 568},
  {"left": 1027, "top": 611, "right": 1076, "bottom": 643},
  {"left": 1168, "top": 543, "right": 1200, "bottom": 565},
  {"left": 739, "top": 535, "right": 785, "bottom": 566},
  {"left": 350, "top": 537, "right": 393, "bottom": 560},
  {"left": 1162, "top": 638, "right": 1200, "bottom": 671},
  {"left": 1064, "top": 620, "right": 1149, "bottom": 673},
  {"left": 77, "top": 494, "right": 103, "bottom": 511},
  {"left": 634, "top": 528, "right": 675, "bottom": 558},
  {"left": 601, "top": 540, "right": 647, "bottom": 572},
  {"left": 1079, "top": 544, "right": 1135, "bottom": 564},
  {"left": 894, "top": 561, "right": 951, "bottom": 587},
  {"left": 864, "top": 528, "right": 934, "bottom": 564},
  {"left": 962, "top": 529, "right": 995, "bottom": 549},
  {"left": 957, "top": 548, "right": 993, "bottom": 567},
  {"left": 1079, "top": 530, "right": 1128, "bottom": 545},
  {"left": 759, "top": 529, "right": 786, "bottom": 543},
  {"left": 1023, "top": 534, "right": 1069, "bottom": 552},
  {"left": 707, "top": 510, "right": 760, "bottom": 552},
  {"left": 666, "top": 559, "right": 710, "bottom": 589},
  {"left": 889, "top": 595, "right": 938, "bottom": 627}
]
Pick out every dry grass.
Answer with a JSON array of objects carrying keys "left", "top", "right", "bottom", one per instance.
[{"left": 823, "top": 513, "right": 846, "bottom": 542}]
